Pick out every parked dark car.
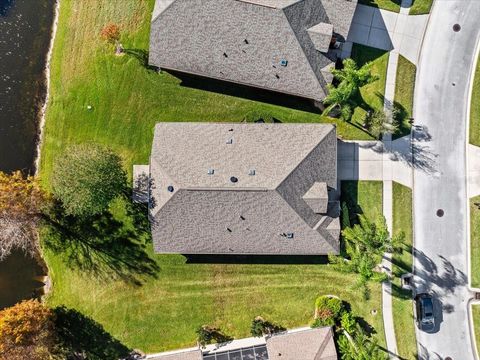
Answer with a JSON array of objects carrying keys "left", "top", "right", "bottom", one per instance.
[{"left": 415, "top": 293, "right": 435, "bottom": 332}]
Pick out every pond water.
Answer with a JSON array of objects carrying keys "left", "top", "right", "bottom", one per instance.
[{"left": 0, "top": 0, "right": 55, "bottom": 309}]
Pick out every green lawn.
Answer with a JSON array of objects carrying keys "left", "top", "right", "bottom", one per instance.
[
  {"left": 39, "top": 0, "right": 373, "bottom": 184},
  {"left": 40, "top": 0, "right": 386, "bottom": 353},
  {"left": 350, "top": 44, "right": 389, "bottom": 129},
  {"left": 358, "top": 0, "right": 401, "bottom": 12},
  {"left": 472, "top": 305, "right": 480, "bottom": 356},
  {"left": 391, "top": 182, "right": 416, "bottom": 359},
  {"left": 471, "top": 196, "right": 480, "bottom": 288},
  {"left": 394, "top": 56, "right": 416, "bottom": 139},
  {"left": 341, "top": 181, "right": 384, "bottom": 221},
  {"left": 470, "top": 56, "right": 480, "bottom": 146},
  {"left": 409, "top": 0, "right": 434, "bottom": 15}
]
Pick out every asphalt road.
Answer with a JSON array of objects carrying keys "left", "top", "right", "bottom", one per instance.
[{"left": 413, "top": 1, "right": 480, "bottom": 359}]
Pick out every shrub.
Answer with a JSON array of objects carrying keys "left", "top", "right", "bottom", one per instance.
[
  {"left": 250, "top": 316, "right": 285, "bottom": 337},
  {"left": 196, "top": 326, "right": 233, "bottom": 348},
  {"left": 313, "top": 296, "right": 345, "bottom": 327},
  {"left": 243, "top": 110, "right": 275, "bottom": 123},
  {"left": 340, "top": 311, "right": 357, "bottom": 335}
]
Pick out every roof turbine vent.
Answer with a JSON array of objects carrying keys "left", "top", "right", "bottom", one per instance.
[{"left": 230, "top": 176, "right": 238, "bottom": 183}]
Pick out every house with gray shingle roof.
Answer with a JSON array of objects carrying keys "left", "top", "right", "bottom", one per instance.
[
  {"left": 147, "top": 326, "right": 337, "bottom": 360},
  {"left": 149, "top": 122, "right": 340, "bottom": 255},
  {"left": 149, "top": 0, "right": 358, "bottom": 102}
]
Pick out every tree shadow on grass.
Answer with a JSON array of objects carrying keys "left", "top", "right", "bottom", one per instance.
[
  {"left": 54, "top": 306, "right": 132, "bottom": 360},
  {"left": 123, "top": 48, "right": 157, "bottom": 72},
  {"left": 43, "top": 200, "right": 159, "bottom": 286}
]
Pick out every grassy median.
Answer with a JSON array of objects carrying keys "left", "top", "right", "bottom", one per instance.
[
  {"left": 391, "top": 182, "right": 417, "bottom": 359},
  {"left": 40, "top": 0, "right": 386, "bottom": 353},
  {"left": 410, "top": 0, "right": 434, "bottom": 15},
  {"left": 358, "top": 0, "right": 401, "bottom": 12},
  {"left": 470, "top": 56, "right": 480, "bottom": 146},
  {"left": 471, "top": 196, "right": 480, "bottom": 288},
  {"left": 394, "top": 55, "right": 416, "bottom": 138}
]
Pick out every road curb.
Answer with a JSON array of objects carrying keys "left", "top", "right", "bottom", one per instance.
[{"left": 465, "top": 17, "right": 480, "bottom": 360}]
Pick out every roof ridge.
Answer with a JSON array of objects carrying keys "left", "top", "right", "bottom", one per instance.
[
  {"left": 281, "top": 0, "right": 329, "bottom": 95},
  {"left": 275, "top": 124, "right": 335, "bottom": 189}
]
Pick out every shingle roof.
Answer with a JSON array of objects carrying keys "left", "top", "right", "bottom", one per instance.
[
  {"left": 266, "top": 327, "right": 337, "bottom": 360},
  {"left": 149, "top": 123, "right": 340, "bottom": 255},
  {"left": 148, "top": 349, "right": 203, "bottom": 360},
  {"left": 149, "top": 0, "right": 358, "bottom": 101}
]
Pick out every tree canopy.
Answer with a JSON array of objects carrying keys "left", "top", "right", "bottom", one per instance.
[
  {"left": 0, "top": 171, "right": 49, "bottom": 260},
  {"left": 323, "top": 58, "right": 378, "bottom": 121},
  {"left": 0, "top": 300, "right": 59, "bottom": 360},
  {"left": 51, "top": 144, "right": 127, "bottom": 218}
]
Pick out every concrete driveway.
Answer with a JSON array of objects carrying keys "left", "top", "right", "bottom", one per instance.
[
  {"left": 412, "top": 1, "right": 480, "bottom": 359},
  {"left": 347, "top": 4, "right": 428, "bottom": 64},
  {"left": 337, "top": 137, "right": 413, "bottom": 188}
]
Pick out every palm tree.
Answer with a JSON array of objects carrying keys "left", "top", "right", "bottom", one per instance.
[
  {"left": 323, "top": 59, "right": 378, "bottom": 121},
  {"left": 337, "top": 325, "right": 387, "bottom": 360},
  {"left": 329, "top": 215, "right": 404, "bottom": 298}
]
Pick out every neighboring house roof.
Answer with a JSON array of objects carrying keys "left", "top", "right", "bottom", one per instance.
[
  {"left": 148, "top": 349, "right": 203, "bottom": 360},
  {"left": 149, "top": 0, "right": 358, "bottom": 101},
  {"left": 149, "top": 123, "right": 340, "bottom": 255},
  {"left": 266, "top": 327, "right": 337, "bottom": 360}
]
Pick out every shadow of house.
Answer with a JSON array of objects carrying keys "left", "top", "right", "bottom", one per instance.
[
  {"left": 347, "top": 4, "right": 395, "bottom": 52},
  {"left": 184, "top": 254, "right": 328, "bottom": 265},
  {"left": 166, "top": 70, "right": 322, "bottom": 114},
  {"left": 54, "top": 306, "right": 131, "bottom": 360},
  {"left": 148, "top": 0, "right": 360, "bottom": 103},
  {"left": 43, "top": 200, "right": 159, "bottom": 286}
]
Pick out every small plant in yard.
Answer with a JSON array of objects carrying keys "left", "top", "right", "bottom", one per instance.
[
  {"left": 312, "top": 296, "right": 345, "bottom": 327},
  {"left": 364, "top": 109, "right": 399, "bottom": 139},
  {"left": 250, "top": 316, "right": 286, "bottom": 337},
  {"left": 100, "top": 23, "right": 123, "bottom": 54},
  {"left": 51, "top": 144, "right": 127, "bottom": 218},
  {"left": 323, "top": 59, "right": 378, "bottom": 121},
  {"left": 196, "top": 326, "right": 233, "bottom": 349}
]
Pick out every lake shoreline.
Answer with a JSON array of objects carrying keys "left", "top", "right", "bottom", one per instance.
[{"left": 34, "top": 0, "right": 60, "bottom": 176}]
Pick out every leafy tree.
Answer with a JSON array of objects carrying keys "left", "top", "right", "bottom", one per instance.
[
  {"left": 250, "top": 316, "right": 285, "bottom": 337},
  {"left": 0, "top": 171, "right": 50, "bottom": 260},
  {"left": 329, "top": 215, "right": 404, "bottom": 298},
  {"left": 0, "top": 300, "right": 60, "bottom": 360},
  {"left": 100, "top": 23, "right": 122, "bottom": 54},
  {"left": 52, "top": 144, "right": 127, "bottom": 218},
  {"left": 323, "top": 59, "right": 378, "bottom": 121},
  {"left": 337, "top": 324, "right": 387, "bottom": 360},
  {"left": 364, "top": 109, "right": 399, "bottom": 139}
]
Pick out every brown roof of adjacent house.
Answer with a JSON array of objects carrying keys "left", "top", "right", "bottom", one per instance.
[
  {"left": 148, "top": 350, "right": 203, "bottom": 360},
  {"left": 266, "top": 327, "right": 337, "bottom": 360},
  {"left": 149, "top": 0, "right": 358, "bottom": 101},
  {"left": 149, "top": 123, "right": 340, "bottom": 255}
]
